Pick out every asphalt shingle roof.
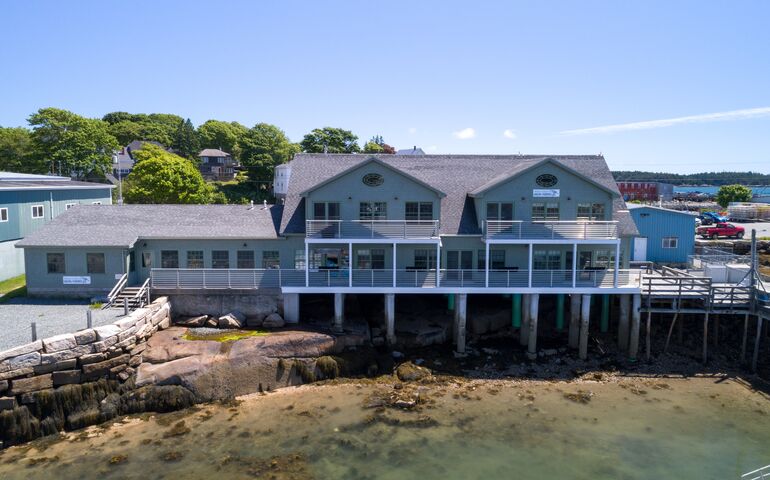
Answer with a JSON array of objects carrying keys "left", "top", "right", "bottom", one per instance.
[
  {"left": 17, "top": 204, "right": 282, "bottom": 248},
  {"left": 280, "top": 154, "right": 639, "bottom": 237},
  {"left": 198, "top": 149, "right": 230, "bottom": 157}
]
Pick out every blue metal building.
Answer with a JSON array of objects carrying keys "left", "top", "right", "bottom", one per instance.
[{"left": 628, "top": 204, "right": 695, "bottom": 264}]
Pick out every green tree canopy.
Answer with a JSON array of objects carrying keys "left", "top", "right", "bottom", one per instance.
[
  {"left": 0, "top": 127, "right": 44, "bottom": 173},
  {"left": 28, "top": 108, "right": 118, "bottom": 178},
  {"left": 198, "top": 120, "right": 248, "bottom": 160},
  {"left": 124, "top": 144, "right": 213, "bottom": 204},
  {"left": 365, "top": 135, "right": 395, "bottom": 154},
  {"left": 240, "top": 123, "right": 299, "bottom": 181},
  {"left": 300, "top": 127, "right": 360, "bottom": 153},
  {"left": 363, "top": 141, "right": 384, "bottom": 153},
  {"left": 716, "top": 184, "right": 753, "bottom": 208},
  {"left": 172, "top": 118, "right": 200, "bottom": 159},
  {"left": 102, "top": 112, "right": 182, "bottom": 147}
]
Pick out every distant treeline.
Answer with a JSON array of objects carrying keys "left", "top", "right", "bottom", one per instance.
[{"left": 612, "top": 171, "right": 770, "bottom": 186}]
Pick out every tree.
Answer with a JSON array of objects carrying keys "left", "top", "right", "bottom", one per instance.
[
  {"left": 103, "top": 112, "right": 181, "bottom": 147},
  {"left": 28, "top": 108, "right": 118, "bottom": 178},
  {"left": 0, "top": 127, "right": 45, "bottom": 173},
  {"left": 363, "top": 141, "right": 384, "bottom": 153},
  {"left": 124, "top": 144, "right": 213, "bottom": 204},
  {"left": 172, "top": 118, "right": 200, "bottom": 159},
  {"left": 300, "top": 127, "right": 360, "bottom": 153},
  {"left": 198, "top": 120, "right": 248, "bottom": 160},
  {"left": 240, "top": 123, "right": 299, "bottom": 180},
  {"left": 363, "top": 135, "right": 396, "bottom": 154},
  {"left": 716, "top": 184, "right": 753, "bottom": 208}
]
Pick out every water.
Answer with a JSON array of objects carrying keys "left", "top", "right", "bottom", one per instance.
[
  {"left": 675, "top": 185, "right": 770, "bottom": 196},
  {"left": 1, "top": 376, "right": 768, "bottom": 479}
]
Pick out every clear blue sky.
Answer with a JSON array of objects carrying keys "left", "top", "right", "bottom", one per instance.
[{"left": 2, "top": 1, "right": 769, "bottom": 173}]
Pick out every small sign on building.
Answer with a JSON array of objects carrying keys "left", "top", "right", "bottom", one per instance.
[
  {"left": 533, "top": 189, "right": 560, "bottom": 198},
  {"left": 63, "top": 276, "right": 91, "bottom": 285}
]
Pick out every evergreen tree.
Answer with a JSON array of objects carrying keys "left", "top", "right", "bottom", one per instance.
[{"left": 172, "top": 118, "right": 200, "bottom": 159}]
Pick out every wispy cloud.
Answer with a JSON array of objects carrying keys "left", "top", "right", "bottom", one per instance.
[
  {"left": 559, "top": 106, "right": 770, "bottom": 136},
  {"left": 408, "top": 127, "right": 417, "bottom": 134},
  {"left": 453, "top": 127, "right": 476, "bottom": 139},
  {"left": 502, "top": 129, "right": 517, "bottom": 139}
]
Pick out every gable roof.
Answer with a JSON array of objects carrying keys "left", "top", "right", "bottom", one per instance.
[
  {"left": 17, "top": 204, "right": 282, "bottom": 248},
  {"left": 0, "top": 172, "right": 115, "bottom": 192},
  {"left": 280, "top": 154, "right": 639, "bottom": 237},
  {"left": 198, "top": 148, "right": 230, "bottom": 157},
  {"left": 298, "top": 156, "right": 446, "bottom": 198},
  {"left": 627, "top": 204, "right": 698, "bottom": 217},
  {"left": 468, "top": 157, "right": 620, "bottom": 197}
]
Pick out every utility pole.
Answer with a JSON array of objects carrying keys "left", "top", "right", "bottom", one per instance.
[{"left": 112, "top": 154, "right": 123, "bottom": 205}]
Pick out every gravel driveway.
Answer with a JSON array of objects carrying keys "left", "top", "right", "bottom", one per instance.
[{"left": 0, "top": 298, "right": 126, "bottom": 352}]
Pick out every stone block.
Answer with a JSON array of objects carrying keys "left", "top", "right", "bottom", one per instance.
[
  {"left": 158, "top": 318, "right": 171, "bottom": 330},
  {"left": 52, "top": 370, "right": 82, "bottom": 386},
  {"left": 263, "top": 313, "right": 285, "bottom": 329},
  {"left": 115, "top": 317, "right": 137, "bottom": 330},
  {"left": 0, "top": 380, "right": 7, "bottom": 394},
  {"left": 0, "top": 396, "right": 16, "bottom": 411},
  {"left": 92, "top": 336, "right": 119, "bottom": 352},
  {"left": 42, "top": 333, "right": 77, "bottom": 353},
  {"left": 0, "top": 340, "right": 42, "bottom": 363},
  {"left": 34, "top": 359, "right": 77, "bottom": 375},
  {"left": 151, "top": 308, "right": 169, "bottom": 326},
  {"left": 94, "top": 325, "right": 121, "bottom": 341},
  {"left": 128, "top": 342, "right": 147, "bottom": 355},
  {"left": 79, "top": 352, "right": 108, "bottom": 365},
  {"left": 82, "top": 354, "right": 130, "bottom": 378},
  {"left": 40, "top": 344, "right": 94, "bottom": 365},
  {"left": 115, "top": 336, "right": 137, "bottom": 349},
  {"left": 0, "top": 367, "right": 34, "bottom": 381},
  {"left": 10, "top": 374, "right": 53, "bottom": 395},
  {"left": 74, "top": 329, "right": 97, "bottom": 345},
  {"left": 118, "top": 326, "right": 137, "bottom": 342},
  {"left": 1, "top": 352, "right": 42, "bottom": 372},
  {"left": 128, "top": 354, "right": 142, "bottom": 367},
  {"left": 110, "top": 364, "right": 127, "bottom": 375}
]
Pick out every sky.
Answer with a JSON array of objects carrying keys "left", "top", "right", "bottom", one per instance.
[{"left": 1, "top": 0, "right": 769, "bottom": 174}]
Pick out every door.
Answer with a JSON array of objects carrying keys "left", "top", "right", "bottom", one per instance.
[
  {"left": 446, "top": 250, "right": 473, "bottom": 283},
  {"left": 633, "top": 237, "right": 648, "bottom": 261}
]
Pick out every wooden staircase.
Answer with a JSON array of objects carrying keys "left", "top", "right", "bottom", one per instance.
[{"left": 104, "top": 274, "right": 150, "bottom": 310}]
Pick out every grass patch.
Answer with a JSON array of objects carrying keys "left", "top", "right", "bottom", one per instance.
[
  {"left": 0, "top": 274, "right": 26, "bottom": 303},
  {"left": 89, "top": 302, "right": 103, "bottom": 309},
  {"left": 181, "top": 329, "right": 269, "bottom": 342}
]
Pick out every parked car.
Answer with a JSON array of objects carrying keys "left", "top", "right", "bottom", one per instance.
[
  {"left": 699, "top": 211, "right": 729, "bottom": 225},
  {"left": 697, "top": 222, "right": 745, "bottom": 239}
]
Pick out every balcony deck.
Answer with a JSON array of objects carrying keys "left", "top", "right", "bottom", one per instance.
[
  {"left": 484, "top": 220, "right": 618, "bottom": 241},
  {"left": 306, "top": 220, "right": 440, "bottom": 240}
]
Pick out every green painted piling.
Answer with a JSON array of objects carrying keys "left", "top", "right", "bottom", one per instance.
[
  {"left": 448, "top": 294, "right": 455, "bottom": 312},
  {"left": 512, "top": 294, "right": 522, "bottom": 328},
  {"left": 556, "top": 294, "right": 565, "bottom": 331},
  {"left": 601, "top": 294, "right": 610, "bottom": 333}
]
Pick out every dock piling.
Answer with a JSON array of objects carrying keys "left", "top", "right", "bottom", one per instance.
[{"left": 569, "top": 294, "right": 580, "bottom": 349}]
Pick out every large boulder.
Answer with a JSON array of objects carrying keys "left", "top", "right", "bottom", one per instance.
[
  {"left": 218, "top": 313, "right": 244, "bottom": 329},
  {"left": 262, "top": 313, "right": 285, "bottom": 329},
  {"left": 204, "top": 317, "right": 218, "bottom": 328},
  {"left": 175, "top": 315, "right": 208, "bottom": 327},
  {"left": 395, "top": 361, "right": 431, "bottom": 382}
]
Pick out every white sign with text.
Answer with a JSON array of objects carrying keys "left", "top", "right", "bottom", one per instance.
[
  {"left": 533, "top": 189, "right": 560, "bottom": 198},
  {"left": 63, "top": 276, "right": 91, "bottom": 285}
]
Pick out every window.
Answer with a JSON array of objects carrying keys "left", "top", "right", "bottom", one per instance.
[
  {"left": 486, "top": 202, "right": 513, "bottom": 221},
  {"left": 405, "top": 202, "right": 433, "bottom": 221},
  {"left": 129, "top": 252, "right": 136, "bottom": 272},
  {"left": 477, "top": 249, "right": 506, "bottom": 269},
  {"left": 356, "top": 249, "right": 386, "bottom": 269},
  {"left": 87, "top": 253, "right": 105, "bottom": 274},
  {"left": 294, "top": 250, "right": 306, "bottom": 269},
  {"left": 142, "top": 252, "right": 152, "bottom": 268},
  {"left": 237, "top": 250, "right": 255, "bottom": 269},
  {"left": 532, "top": 202, "right": 559, "bottom": 221},
  {"left": 533, "top": 250, "right": 561, "bottom": 270},
  {"left": 160, "top": 250, "right": 179, "bottom": 268},
  {"left": 262, "top": 251, "right": 280, "bottom": 269},
  {"left": 187, "top": 251, "right": 204, "bottom": 268},
  {"left": 212, "top": 251, "right": 230, "bottom": 269},
  {"left": 65, "top": 203, "right": 77, "bottom": 210},
  {"left": 47, "top": 253, "right": 65, "bottom": 274},
  {"left": 31, "top": 205, "right": 44, "bottom": 219},
  {"left": 313, "top": 202, "right": 340, "bottom": 220},
  {"left": 414, "top": 249, "right": 437, "bottom": 270},
  {"left": 359, "top": 202, "right": 387, "bottom": 220},
  {"left": 0, "top": 208, "right": 7, "bottom": 222},
  {"left": 577, "top": 203, "right": 606, "bottom": 220},
  {"left": 662, "top": 237, "right": 679, "bottom": 249}
]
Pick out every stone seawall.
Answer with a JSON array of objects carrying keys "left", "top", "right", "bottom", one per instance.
[{"left": 168, "top": 293, "right": 282, "bottom": 321}]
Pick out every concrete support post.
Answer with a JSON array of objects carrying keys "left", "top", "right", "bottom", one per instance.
[
  {"left": 385, "top": 293, "right": 396, "bottom": 345},
  {"left": 600, "top": 294, "right": 610, "bottom": 333},
  {"left": 333, "top": 293, "right": 345, "bottom": 332},
  {"left": 629, "top": 294, "right": 641, "bottom": 360},
  {"left": 527, "top": 244, "right": 533, "bottom": 288},
  {"left": 555, "top": 293, "right": 565, "bottom": 331},
  {"left": 579, "top": 294, "right": 591, "bottom": 360},
  {"left": 455, "top": 293, "right": 467, "bottom": 353},
  {"left": 392, "top": 242, "right": 397, "bottom": 287},
  {"left": 283, "top": 293, "right": 300, "bottom": 324},
  {"left": 569, "top": 294, "right": 581, "bottom": 349},
  {"left": 618, "top": 294, "right": 631, "bottom": 351},
  {"left": 512, "top": 293, "right": 522, "bottom": 328},
  {"left": 527, "top": 294, "right": 540, "bottom": 359},
  {"left": 572, "top": 243, "right": 577, "bottom": 288},
  {"left": 520, "top": 294, "right": 531, "bottom": 346}
]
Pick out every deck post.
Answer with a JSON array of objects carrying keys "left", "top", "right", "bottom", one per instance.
[
  {"left": 527, "top": 294, "right": 540, "bottom": 359},
  {"left": 392, "top": 242, "right": 397, "bottom": 287},
  {"left": 333, "top": 293, "right": 345, "bottom": 333},
  {"left": 455, "top": 293, "right": 467, "bottom": 353},
  {"left": 283, "top": 293, "right": 300, "bottom": 324},
  {"left": 385, "top": 293, "right": 396, "bottom": 344},
  {"left": 618, "top": 294, "right": 630, "bottom": 351},
  {"left": 348, "top": 242, "right": 353, "bottom": 287},
  {"left": 556, "top": 293, "right": 565, "bottom": 331},
  {"left": 572, "top": 243, "right": 577, "bottom": 288},
  {"left": 613, "top": 240, "right": 620, "bottom": 287},
  {"left": 645, "top": 309, "right": 653, "bottom": 361},
  {"left": 520, "top": 294, "right": 531, "bottom": 346},
  {"left": 600, "top": 294, "right": 610, "bottom": 333},
  {"left": 751, "top": 314, "right": 763, "bottom": 372},
  {"left": 527, "top": 244, "right": 533, "bottom": 288},
  {"left": 741, "top": 313, "right": 750, "bottom": 362},
  {"left": 305, "top": 243, "right": 309, "bottom": 287},
  {"left": 569, "top": 294, "right": 581, "bottom": 349},
  {"left": 579, "top": 294, "right": 591, "bottom": 360},
  {"left": 512, "top": 293, "right": 522, "bottom": 328},
  {"left": 702, "top": 310, "right": 710, "bottom": 364},
  {"left": 629, "top": 294, "right": 641, "bottom": 360}
]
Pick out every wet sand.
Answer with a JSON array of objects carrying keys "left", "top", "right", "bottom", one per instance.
[{"left": 0, "top": 375, "right": 768, "bottom": 480}]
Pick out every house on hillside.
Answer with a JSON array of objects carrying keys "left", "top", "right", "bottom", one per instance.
[
  {"left": 0, "top": 172, "right": 114, "bottom": 281},
  {"left": 113, "top": 140, "right": 168, "bottom": 177},
  {"left": 628, "top": 204, "right": 695, "bottom": 264},
  {"left": 198, "top": 148, "right": 238, "bottom": 181}
]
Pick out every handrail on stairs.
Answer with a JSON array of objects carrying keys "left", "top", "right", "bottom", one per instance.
[{"left": 104, "top": 273, "right": 128, "bottom": 308}]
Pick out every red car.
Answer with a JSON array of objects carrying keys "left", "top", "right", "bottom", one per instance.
[{"left": 697, "top": 222, "right": 745, "bottom": 239}]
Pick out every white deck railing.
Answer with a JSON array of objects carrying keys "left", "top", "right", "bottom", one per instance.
[
  {"left": 306, "top": 220, "right": 440, "bottom": 239},
  {"left": 484, "top": 220, "right": 618, "bottom": 240},
  {"left": 151, "top": 268, "right": 642, "bottom": 290}
]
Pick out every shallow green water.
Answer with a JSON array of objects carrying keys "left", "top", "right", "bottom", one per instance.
[{"left": 1, "top": 376, "right": 768, "bottom": 480}]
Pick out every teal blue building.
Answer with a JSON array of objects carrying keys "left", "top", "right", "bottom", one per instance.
[
  {"left": 628, "top": 204, "right": 696, "bottom": 264},
  {"left": 0, "top": 172, "right": 114, "bottom": 281}
]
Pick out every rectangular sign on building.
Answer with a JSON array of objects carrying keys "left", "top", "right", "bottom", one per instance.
[
  {"left": 533, "top": 189, "right": 560, "bottom": 198},
  {"left": 63, "top": 276, "right": 91, "bottom": 285}
]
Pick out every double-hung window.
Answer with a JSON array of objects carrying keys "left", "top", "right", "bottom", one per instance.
[
  {"left": 478, "top": 249, "right": 506, "bottom": 269},
  {"left": 87, "top": 253, "right": 106, "bottom": 274},
  {"left": 356, "top": 249, "right": 386, "bottom": 269},
  {"left": 0, "top": 208, "right": 7, "bottom": 222},
  {"left": 237, "top": 250, "right": 255, "bottom": 269},
  {"left": 212, "top": 250, "right": 230, "bottom": 269},
  {"left": 47, "top": 253, "right": 65, "bottom": 274},
  {"left": 533, "top": 250, "right": 561, "bottom": 270},
  {"left": 262, "top": 251, "right": 280, "bottom": 269},
  {"left": 486, "top": 202, "right": 513, "bottom": 221},
  {"left": 160, "top": 250, "right": 179, "bottom": 268},
  {"left": 532, "top": 202, "right": 559, "bottom": 221},
  {"left": 577, "top": 203, "right": 606, "bottom": 220},
  {"left": 359, "top": 202, "right": 387, "bottom": 220},
  {"left": 313, "top": 202, "right": 340, "bottom": 220},
  {"left": 414, "top": 249, "right": 437, "bottom": 270},
  {"left": 405, "top": 202, "right": 433, "bottom": 221},
  {"left": 187, "top": 251, "right": 204, "bottom": 268},
  {"left": 662, "top": 237, "right": 678, "bottom": 249},
  {"left": 31, "top": 205, "right": 44, "bottom": 219}
]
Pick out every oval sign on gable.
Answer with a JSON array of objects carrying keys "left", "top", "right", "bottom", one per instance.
[
  {"left": 362, "top": 173, "right": 384, "bottom": 187},
  {"left": 536, "top": 174, "right": 558, "bottom": 187}
]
